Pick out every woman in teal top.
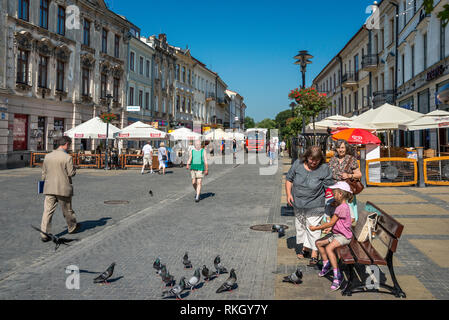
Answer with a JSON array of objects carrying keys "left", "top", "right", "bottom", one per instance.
[{"left": 187, "top": 140, "right": 208, "bottom": 203}]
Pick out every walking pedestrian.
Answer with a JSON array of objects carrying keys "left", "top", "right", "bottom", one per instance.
[
  {"left": 232, "top": 138, "right": 237, "bottom": 160},
  {"left": 141, "top": 141, "right": 154, "bottom": 174},
  {"left": 280, "top": 140, "right": 286, "bottom": 156},
  {"left": 158, "top": 142, "right": 168, "bottom": 175},
  {"left": 187, "top": 139, "right": 208, "bottom": 203},
  {"left": 310, "top": 181, "right": 354, "bottom": 291},
  {"left": 285, "top": 146, "right": 335, "bottom": 266},
  {"left": 39, "top": 136, "right": 80, "bottom": 241}
]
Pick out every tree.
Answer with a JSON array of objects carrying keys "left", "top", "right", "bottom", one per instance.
[
  {"left": 424, "top": 0, "right": 449, "bottom": 26},
  {"left": 256, "top": 118, "right": 276, "bottom": 130},
  {"left": 288, "top": 87, "right": 330, "bottom": 137},
  {"left": 275, "top": 109, "right": 296, "bottom": 139},
  {"left": 244, "top": 116, "right": 255, "bottom": 129}
]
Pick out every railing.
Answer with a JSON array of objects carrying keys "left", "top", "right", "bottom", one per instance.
[
  {"left": 341, "top": 72, "right": 359, "bottom": 85},
  {"left": 123, "top": 154, "right": 159, "bottom": 169},
  {"left": 30, "top": 152, "right": 50, "bottom": 167},
  {"left": 77, "top": 154, "right": 101, "bottom": 168},
  {"left": 361, "top": 54, "right": 379, "bottom": 70},
  {"left": 366, "top": 157, "right": 417, "bottom": 186},
  {"left": 99, "top": 154, "right": 124, "bottom": 169},
  {"left": 423, "top": 156, "right": 449, "bottom": 185},
  {"left": 373, "top": 90, "right": 395, "bottom": 107}
]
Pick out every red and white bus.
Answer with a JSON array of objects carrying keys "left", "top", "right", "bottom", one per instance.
[{"left": 245, "top": 128, "right": 267, "bottom": 153}]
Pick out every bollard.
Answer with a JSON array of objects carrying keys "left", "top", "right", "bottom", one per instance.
[
  {"left": 360, "top": 148, "right": 367, "bottom": 187},
  {"left": 416, "top": 147, "right": 426, "bottom": 188}
]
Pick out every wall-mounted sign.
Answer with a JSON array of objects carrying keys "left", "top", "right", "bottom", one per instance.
[
  {"left": 427, "top": 65, "right": 445, "bottom": 82},
  {"left": 126, "top": 106, "right": 141, "bottom": 112}
]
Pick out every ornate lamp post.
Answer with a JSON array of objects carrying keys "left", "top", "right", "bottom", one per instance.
[
  {"left": 294, "top": 50, "right": 313, "bottom": 134},
  {"left": 290, "top": 102, "right": 296, "bottom": 118},
  {"left": 104, "top": 93, "right": 113, "bottom": 170}
]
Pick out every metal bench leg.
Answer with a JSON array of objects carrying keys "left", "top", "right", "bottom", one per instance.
[
  {"left": 341, "top": 263, "right": 354, "bottom": 296},
  {"left": 386, "top": 251, "right": 406, "bottom": 298}
]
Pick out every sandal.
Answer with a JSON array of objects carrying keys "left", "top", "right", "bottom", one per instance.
[{"left": 308, "top": 257, "right": 318, "bottom": 266}]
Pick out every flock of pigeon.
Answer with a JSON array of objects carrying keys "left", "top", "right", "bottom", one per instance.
[{"left": 154, "top": 253, "right": 237, "bottom": 300}]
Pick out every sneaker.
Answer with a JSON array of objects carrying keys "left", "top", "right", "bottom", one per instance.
[
  {"left": 141, "top": 171, "right": 144, "bottom": 175},
  {"left": 318, "top": 261, "right": 331, "bottom": 277},
  {"left": 195, "top": 195, "right": 200, "bottom": 203},
  {"left": 331, "top": 276, "right": 342, "bottom": 291}
]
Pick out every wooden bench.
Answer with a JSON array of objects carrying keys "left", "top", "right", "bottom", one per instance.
[{"left": 336, "top": 201, "right": 406, "bottom": 298}]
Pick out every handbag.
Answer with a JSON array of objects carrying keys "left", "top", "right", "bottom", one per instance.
[
  {"left": 353, "top": 208, "right": 378, "bottom": 243},
  {"left": 343, "top": 156, "right": 364, "bottom": 195}
]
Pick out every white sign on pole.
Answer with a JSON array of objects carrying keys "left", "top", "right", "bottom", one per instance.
[{"left": 126, "top": 106, "right": 141, "bottom": 112}]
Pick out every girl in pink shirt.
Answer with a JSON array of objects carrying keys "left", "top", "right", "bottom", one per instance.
[{"left": 309, "top": 181, "right": 353, "bottom": 291}]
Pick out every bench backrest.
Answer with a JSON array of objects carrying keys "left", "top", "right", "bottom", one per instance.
[{"left": 365, "top": 201, "right": 404, "bottom": 253}]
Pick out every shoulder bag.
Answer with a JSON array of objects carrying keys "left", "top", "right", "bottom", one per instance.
[
  {"left": 343, "top": 156, "right": 364, "bottom": 195},
  {"left": 353, "top": 208, "right": 378, "bottom": 243}
]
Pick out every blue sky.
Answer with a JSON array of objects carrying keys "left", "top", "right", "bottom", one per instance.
[{"left": 106, "top": 0, "right": 375, "bottom": 122}]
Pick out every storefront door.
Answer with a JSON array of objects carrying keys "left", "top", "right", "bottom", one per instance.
[{"left": 13, "top": 114, "right": 28, "bottom": 151}]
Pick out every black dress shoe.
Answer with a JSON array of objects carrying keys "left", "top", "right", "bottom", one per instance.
[
  {"left": 68, "top": 223, "right": 81, "bottom": 234},
  {"left": 41, "top": 237, "right": 51, "bottom": 243}
]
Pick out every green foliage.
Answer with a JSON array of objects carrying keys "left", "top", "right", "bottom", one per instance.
[
  {"left": 424, "top": 0, "right": 449, "bottom": 26},
  {"left": 244, "top": 116, "right": 256, "bottom": 129},
  {"left": 288, "top": 118, "right": 303, "bottom": 136},
  {"left": 256, "top": 118, "right": 277, "bottom": 129}
]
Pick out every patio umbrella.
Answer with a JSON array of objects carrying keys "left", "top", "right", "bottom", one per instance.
[
  {"left": 308, "top": 115, "right": 375, "bottom": 131},
  {"left": 225, "top": 131, "right": 246, "bottom": 140},
  {"left": 168, "top": 127, "right": 202, "bottom": 140},
  {"left": 399, "top": 109, "right": 449, "bottom": 157},
  {"left": 116, "top": 121, "right": 167, "bottom": 139},
  {"left": 332, "top": 128, "right": 381, "bottom": 145},
  {"left": 64, "top": 117, "right": 120, "bottom": 139},
  {"left": 204, "top": 128, "right": 227, "bottom": 140}
]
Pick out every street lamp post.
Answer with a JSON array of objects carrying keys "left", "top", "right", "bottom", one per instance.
[
  {"left": 294, "top": 50, "right": 313, "bottom": 134},
  {"left": 289, "top": 102, "right": 296, "bottom": 118},
  {"left": 104, "top": 93, "right": 113, "bottom": 170}
]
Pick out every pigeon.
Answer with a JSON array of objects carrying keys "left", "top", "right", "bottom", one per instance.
[
  {"left": 185, "top": 268, "right": 201, "bottom": 291},
  {"left": 282, "top": 267, "right": 303, "bottom": 285},
  {"left": 201, "top": 265, "right": 217, "bottom": 282},
  {"left": 93, "top": 262, "right": 116, "bottom": 284},
  {"left": 161, "top": 268, "right": 175, "bottom": 287},
  {"left": 162, "top": 277, "right": 186, "bottom": 300},
  {"left": 31, "top": 225, "right": 79, "bottom": 251},
  {"left": 272, "top": 224, "right": 281, "bottom": 232},
  {"left": 213, "top": 255, "right": 228, "bottom": 275},
  {"left": 216, "top": 269, "right": 237, "bottom": 293},
  {"left": 153, "top": 257, "right": 162, "bottom": 273},
  {"left": 149, "top": 190, "right": 153, "bottom": 196},
  {"left": 278, "top": 226, "right": 285, "bottom": 238},
  {"left": 158, "top": 264, "right": 167, "bottom": 277},
  {"left": 183, "top": 252, "right": 193, "bottom": 269}
]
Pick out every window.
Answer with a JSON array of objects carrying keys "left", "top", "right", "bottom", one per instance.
[
  {"left": 176, "top": 64, "right": 180, "bottom": 80},
  {"left": 139, "top": 90, "right": 143, "bottom": 107},
  {"left": 16, "top": 49, "right": 29, "bottom": 84},
  {"left": 403, "top": 1, "right": 407, "bottom": 28},
  {"left": 129, "top": 87, "right": 134, "bottom": 105},
  {"left": 145, "top": 92, "right": 149, "bottom": 109},
  {"left": 102, "top": 28, "right": 108, "bottom": 54},
  {"left": 130, "top": 52, "right": 135, "bottom": 71},
  {"left": 146, "top": 60, "right": 150, "bottom": 78},
  {"left": 38, "top": 55, "right": 48, "bottom": 88},
  {"left": 381, "top": 29, "right": 385, "bottom": 51},
  {"left": 441, "top": 20, "right": 446, "bottom": 60},
  {"left": 101, "top": 73, "right": 107, "bottom": 98},
  {"left": 82, "top": 67, "right": 90, "bottom": 96},
  {"left": 188, "top": 70, "right": 191, "bottom": 85},
  {"left": 114, "top": 35, "right": 120, "bottom": 58},
  {"left": 413, "top": 0, "right": 417, "bottom": 14},
  {"left": 411, "top": 45, "right": 415, "bottom": 77},
  {"left": 401, "top": 54, "right": 405, "bottom": 84},
  {"left": 140, "top": 57, "right": 144, "bottom": 75},
  {"left": 83, "top": 19, "right": 90, "bottom": 46},
  {"left": 176, "top": 95, "right": 180, "bottom": 111},
  {"left": 154, "top": 95, "right": 158, "bottom": 111},
  {"left": 162, "top": 98, "right": 166, "bottom": 113},
  {"left": 40, "top": 0, "right": 49, "bottom": 29},
  {"left": 155, "top": 63, "right": 159, "bottom": 79},
  {"left": 188, "top": 98, "right": 191, "bottom": 113},
  {"left": 182, "top": 97, "right": 185, "bottom": 112},
  {"left": 182, "top": 67, "right": 186, "bottom": 83},
  {"left": 19, "top": 0, "right": 29, "bottom": 21},
  {"left": 113, "top": 78, "right": 120, "bottom": 102},
  {"left": 423, "top": 33, "right": 428, "bottom": 70},
  {"left": 56, "top": 60, "right": 65, "bottom": 91},
  {"left": 57, "top": 6, "right": 66, "bottom": 35},
  {"left": 390, "top": 19, "right": 394, "bottom": 45}
]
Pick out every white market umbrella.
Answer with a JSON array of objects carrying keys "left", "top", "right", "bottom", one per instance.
[
  {"left": 64, "top": 117, "right": 120, "bottom": 139},
  {"left": 399, "top": 109, "right": 449, "bottom": 157},
  {"left": 307, "top": 114, "right": 375, "bottom": 131},
  {"left": 116, "top": 121, "right": 167, "bottom": 139},
  {"left": 168, "top": 127, "right": 202, "bottom": 140},
  {"left": 354, "top": 103, "right": 423, "bottom": 130},
  {"left": 355, "top": 103, "right": 424, "bottom": 157},
  {"left": 225, "top": 131, "right": 246, "bottom": 140},
  {"left": 204, "top": 128, "right": 228, "bottom": 140}
]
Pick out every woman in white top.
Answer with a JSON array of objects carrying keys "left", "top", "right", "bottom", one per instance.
[{"left": 158, "top": 142, "right": 168, "bottom": 175}]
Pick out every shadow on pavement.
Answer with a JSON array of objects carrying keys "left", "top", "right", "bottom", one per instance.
[
  {"left": 56, "top": 217, "right": 112, "bottom": 237},
  {"left": 200, "top": 193, "right": 215, "bottom": 200}
]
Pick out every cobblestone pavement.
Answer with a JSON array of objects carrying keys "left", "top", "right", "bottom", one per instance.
[
  {"left": 0, "top": 152, "right": 282, "bottom": 299},
  {"left": 275, "top": 156, "right": 449, "bottom": 300}
]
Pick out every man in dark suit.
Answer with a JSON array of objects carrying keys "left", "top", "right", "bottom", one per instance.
[{"left": 39, "top": 136, "right": 80, "bottom": 241}]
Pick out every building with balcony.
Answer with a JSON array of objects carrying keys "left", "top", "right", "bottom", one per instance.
[
  {"left": 215, "top": 77, "right": 229, "bottom": 127},
  {"left": 0, "top": 0, "right": 138, "bottom": 168},
  {"left": 225, "top": 90, "right": 244, "bottom": 130},
  {"left": 142, "top": 34, "right": 177, "bottom": 132}
]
